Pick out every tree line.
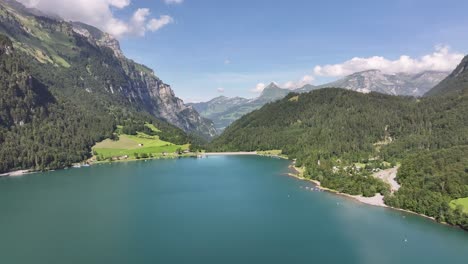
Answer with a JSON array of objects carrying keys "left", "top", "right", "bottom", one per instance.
[{"left": 209, "top": 88, "right": 468, "bottom": 229}]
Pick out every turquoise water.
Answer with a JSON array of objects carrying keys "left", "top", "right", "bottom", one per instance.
[{"left": 0, "top": 156, "right": 467, "bottom": 264}]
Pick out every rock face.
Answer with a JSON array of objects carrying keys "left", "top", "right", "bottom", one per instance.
[
  {"left": 300, "top": 70, "right": 449, "bottom": 96},
  {"left": 72, "top": 23, "right": 217, "bottom": 138},
  {"left": 189, "top": 96, "right": 250, "bottom": 116},
  {"left": 72, "top": 22, "right": 124, "bottom": 58},
  {"left": 425, "top": 55, "right": 468, "bottom": 96},
  {"left": 0, "top": 35, "right": 13, "bottom": 55},
  {"left": 0, "top": 1, "right": 216, "bottom": 139},
  {"left": 256, "top": 83, "right": 291, "bottom": 103}
]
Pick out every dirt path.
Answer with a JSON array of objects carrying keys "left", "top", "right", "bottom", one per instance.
[{"left": 373, "top": 166, "right": 400, "bottom": 192}]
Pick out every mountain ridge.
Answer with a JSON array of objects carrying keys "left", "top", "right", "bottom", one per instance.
[
  {"left": 192, "top": 70, "right": 449, "bottom": 131},
  {"left": 0, "top": 0, "right": 212, "bottom": 173},
  {"left": 208, "top": 87, "right": 468, "bottom": 229},
  {"left": 298, "top": 69, "right": 448, "bottom": 95},
  {"left": 0, "top": 0, "right": 216, "bottom": 139},
  {"left": 190, "top": 82, "right": 290, "bottom": 131}
]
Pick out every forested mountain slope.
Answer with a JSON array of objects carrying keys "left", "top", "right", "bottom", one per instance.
[
  {"left": 194, "top": 70, "right": 447, "bottom": 131},
  {"left": 209, "top": 88, "right": 468, "bottom": 229},
  {"left": 425, "top": 55, "right": 468, "bottom": 96},
  {"left": 299, "top": 70, "right": 448, "bottom": 96},
  {"left": 0, "top": 1, "right": 206, "bottom": 173},
  {"left": 190, "top": 83, "right": 290, "bottom": 131},
  {"left": 0, "top": 0, "right": 215, "bottom": 138},
  {"left": 188, "top": 96, "right": 250, "bottom": 131}
]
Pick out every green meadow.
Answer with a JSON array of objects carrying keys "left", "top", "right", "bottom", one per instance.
[
  {"left": 450, "top": 198, "right": 468, "bottom": 214},
  {"left": 93, "top": 124, "right": 189, "bottom": 160}
]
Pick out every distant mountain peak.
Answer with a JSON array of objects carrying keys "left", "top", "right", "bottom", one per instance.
[
  {"left": 264, "top": 82, "right": 280, "bottom": 90},
  {"left": 0, "top": 0, "right": 216, "bottom": 139},
  {"left": 319, "top": 70, "right": 449, "bottom": 96},
  {"left": 356, "top": 69, "right": 381, "bottom": 74},
  {"left": 192, "top": 68, "right": 449, "bottom": 131},
  {"left": 258, "top": 83, "right": 289, "bottom": 101},
  {"left": 211, "top": 95, "right": 228, "bottom": 100}
]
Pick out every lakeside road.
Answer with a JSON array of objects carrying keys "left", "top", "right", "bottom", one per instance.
[{"left": 374, "top": 166, "right": 401, "bottom": 192}]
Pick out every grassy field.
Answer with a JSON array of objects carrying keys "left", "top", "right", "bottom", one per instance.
[
  {"left": 257, "top": 150, "right": 283, "bottom": 156},
  {"left": 450, "top": 197, "right": 468, "bottom": 214},
  {"left": 257, "top": 150, "right": 288, "bottom": 159},
  {"left": 93, "top": 124, "right": 189, "bottom": 159}
]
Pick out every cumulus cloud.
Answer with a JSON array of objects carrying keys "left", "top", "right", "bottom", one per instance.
[
  {"left": 217, "top": 87, "right": 225, "bottom": 93},
  {"left": 283, "top": 75, "right": 315, "bottom": 89},
  {"left": 276, "top": 45, "right": 463, "bottom": 91},
  {"left": 251, "top": 83, "right": 266, "bottom": 93},
  {"left": 18, "top": 0, "right": 173, "bottom": 38},
  {"left": 313, "top": 46, "right": 464, "bottom": 77},
  {"left": 164, "top": 0, "right": 184, "bottom": 4},
  {"left": 109, "top": 0, "right": 131, "bottom": 8},
  {"left": 147, "top": 15, "right": 174, "bottom": 32}
]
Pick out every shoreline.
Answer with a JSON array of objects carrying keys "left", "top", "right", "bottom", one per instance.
[
  {"left": 286, "top": 165, "right": 453, "bottom": 226},
  {"left": 287, "top": 165, "right": 399, "bottom": 208},
  {"left": 203, "top": 152, "right": 258, "bottom": 156},
  {"left": 0, "top": 151, "right": 263, "bottom": 177},
  {"left": 287, "top": 167, "right": 389, "bottom": 207},
  {"left": 0, "top": 152, "right": 460, "bottom": 230},
  {"left": 0, "top": 169, "right": 31, "bottom": 178}
]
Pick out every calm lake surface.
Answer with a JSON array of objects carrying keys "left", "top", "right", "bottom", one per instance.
[{"left": 0, "top": 156, "right": 467, "bottom": 264}]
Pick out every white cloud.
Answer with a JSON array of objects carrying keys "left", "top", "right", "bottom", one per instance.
[
  {"left": 251, "top": 83, "right": 266, "bottom": 93},
  {"left": 224, "top": 59, "right": 231, "bottom": 65},
  {"left": 147, "top": 15, "right": 174, "bottom": 32},
  {"left": 313, "top": 46, "right": 464, "bottom": 77},
  {"left": 18, "top": 0, "right": 173, "bottom": 38},
  {"left": 275, "top": 46, "right": 462, "bottom": 92},
  {"left": 109, "top": 0, "right": 130, "bottom": 8},
  {"left": 283, "top": 75, "right": 315, "bottom": 89},
  {"left": 164, "top": 0, "right": 183, "bottom": 4},
  {"left": 217, "top": 87, "right": 225, "bottom": 93}
]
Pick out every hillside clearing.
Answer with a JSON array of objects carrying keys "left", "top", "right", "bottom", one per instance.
[
  {"left": 450, "top": 198, "right": 468, "bottom": 214},
  {"left": 93, "top": 130, "right": 189, "bottom": 160}
]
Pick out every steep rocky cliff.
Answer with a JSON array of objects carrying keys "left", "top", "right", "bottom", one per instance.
[{"left": 0, "top": 1, "right": 216, "bottom": 139}]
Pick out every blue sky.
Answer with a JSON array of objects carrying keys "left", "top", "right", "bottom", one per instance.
[{"left": 21, "top": 0, "right": 468, "bottom": 101}]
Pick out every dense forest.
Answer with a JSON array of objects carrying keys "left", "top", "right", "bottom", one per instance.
[
  {"left": 209, "top": 88, "right": 468, "bottom": 229},
  {"left": 0, "top": 0, "right": 212, "bottom": 173},
  {"left": 0, "top": 0, "right": 467, "bottom": 231},
  {"left": 0, "top": 33, "right": 193, "bottom": 173}
]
